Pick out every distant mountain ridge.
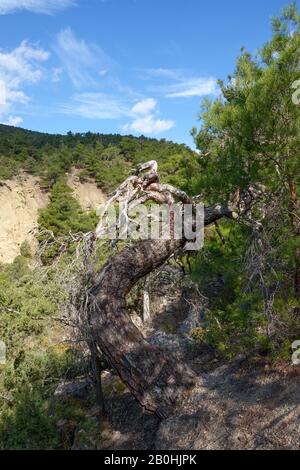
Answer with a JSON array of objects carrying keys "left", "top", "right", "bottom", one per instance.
[{"left": 0, "top": 123, "right": 184, "bottom": 150}]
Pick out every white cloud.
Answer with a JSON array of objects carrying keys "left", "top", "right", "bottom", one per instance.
[
  {"left": 0, "top": 0, "right": 75, "bottom": 15},
  {"left": 142, "top": 68, "right": 184, "bottom": 80},
  {"left": 62, "top": 92, "right": 130, "bottom": 120},
  {"left": 0, "top": 40, "right": 49, "bottom": 123},
  {"left": 166, "top": 77, "right": 218, "bottom": 98},
  {"left": 99, "top": 69, "right": 109, "bottom": 77},
  {"left": 126, "top": 115, "right": 174, "bottom": 134},
  {"left": 124, "top": 97, "right": 174, "bottom": 135},
  {"left": 55, "top": 28, "right": 113, "bottom": 88},
  {"left": 62, "top": 91, "right": 174, "bottom": 135},
  {"left": 0, "top": 40, "right": 49, "bottom": 85},
  {"left": 144, "top": 68, "right": 219, "bottom": 99},
  {"left": 131, "top": 98, "right": 157, "bottom": 115},
  {"left": 2, "top": 115, "right": 23, "bottom": 127}
]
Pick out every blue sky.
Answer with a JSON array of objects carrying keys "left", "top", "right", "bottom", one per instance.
[{"left": 0, "top": 0, "right": 296, "bottom": 147}]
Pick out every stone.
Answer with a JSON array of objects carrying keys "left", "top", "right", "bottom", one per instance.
[{"left": 53, "top": 378, "right": 93, "bottom": 402}]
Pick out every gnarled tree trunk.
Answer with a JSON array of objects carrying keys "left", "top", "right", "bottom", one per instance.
[
  {"left": 88, "top": 210, "right": 236, "bottom": 418},
  {"left": 86, "top": 162, "right": 256, "bottom": 418}
]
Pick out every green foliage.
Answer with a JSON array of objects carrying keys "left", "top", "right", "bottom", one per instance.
[
  {"left": 0, "top": 258, "right": 54, "bottom": 352},
  {"left": 191, "top": 3, "right": 300, "bottom": 356},
  {"left": 193, "top": 4, "right": 300, "bottom": 203},
  {"left": 20, "top": 241, "right": 32, "bottom": 259},
  {"left": 38, "top": 178, "right": 96, "bottom": 237},
  {"left": 0, "top": 347, "right": 85, "bottom": 450},
  {"left": 0, "top": 388, "right": 58, "bottom": 450},
  {"left": 0, "top": 156, "right": 21, "bottom": 180},
  {"left": 0, "top": 256, "right": 90, "bottom": 450},
  {"left": 0, "top": 259, "right": 55, "bottom": 448},
  {"left": 0, "top": 4, "right": 299, "bottom": 449},
  {"left": 37, "top": 178, "right": 97, "bottom": 262},
  {"left": 0, "top": 125, "right": 197, "bottom": 194},
  {"left": 189, "top": 223, "right": 264, "bottom": 356}
]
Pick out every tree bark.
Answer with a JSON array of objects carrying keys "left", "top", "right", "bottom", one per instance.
[
  {"left": 87, "top": 204, "right": 235, "bottom": 418},
  {"left": 143, "top": 277, "right": 151, "bottom": 323},
  {"left": 90, "top": 341, "right": 105, "bottom": 415}
]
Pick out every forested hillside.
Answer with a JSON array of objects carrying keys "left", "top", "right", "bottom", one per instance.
[
  {"left": 0, "top": 124, "right": 198, "bottom": 193},
  {"left": 0, "top": 3, "right": 299, "bottom": 451},
  {"left": 0, "top": 123, "right": 204, "bottom": 449}
]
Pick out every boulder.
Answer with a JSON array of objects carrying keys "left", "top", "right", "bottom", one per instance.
[{"left": 53, "top": 379, "right": 93, "bottom": 402}]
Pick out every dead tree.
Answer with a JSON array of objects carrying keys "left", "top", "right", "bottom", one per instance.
[{"left": 85, "top": 161, "right": 262, "bottom": 418}]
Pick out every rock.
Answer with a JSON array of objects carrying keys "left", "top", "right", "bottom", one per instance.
[
  {"left": 0, "top": 174, "right": 48, "bottom": 263},
  {"left": 130, "top": 312, "right": 146, "bottom": 331},
  {"left": 102, "top": 371, "right": 127, "bottom": 397},
  {"left": 53, "top": 378, "right": 93, "bottom": 402},
  {"left": 71, "top": 418, "right": 102, "bottom": 450},
  {"left": 178, "top": 307, "right": 205, "bottom": 335},
  {"left": 148, "top": 331, "right": 194, "bottom": 361},
  {"left": 56, "top": 418, "right": 78, "bottom": 449},
  {"left": 86, "top": 405, "right": 102, "bottom": 418}
]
